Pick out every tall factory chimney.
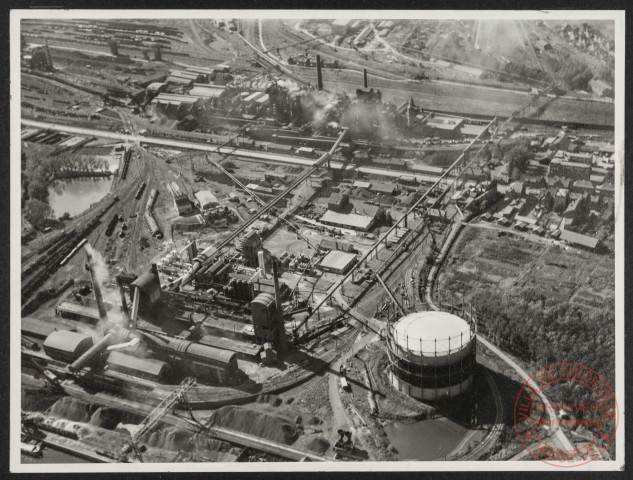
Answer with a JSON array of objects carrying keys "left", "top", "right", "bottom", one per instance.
[
  {"left": 363, "top": 68, "right": 368, "bottom": 88},
  {"left": 258, "top": 250, "right": 267, "bottom": 279},
  {"left": 272, "top": 260, "right": 287, "bottom": 352},
  {"left": 316, "top": 54, "right": 323, "bottom": 91},
  {"left": 85, "top": 246, "right": 108, "bottom": 324}
]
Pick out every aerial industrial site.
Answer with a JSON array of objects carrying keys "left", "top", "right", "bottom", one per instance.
[{"left": 17, "top": 14, "right": 619, "bottom": 466}]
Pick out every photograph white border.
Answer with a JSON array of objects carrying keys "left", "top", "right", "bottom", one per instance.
[{"left": 10, "top": 8, "right": 626, "bottom": 473}]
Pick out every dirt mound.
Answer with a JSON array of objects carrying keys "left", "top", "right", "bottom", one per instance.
[
  {"left": 144, "top": 426, "right": 194, "bottom": 451},
  {"left": 21, "top": 388, "right": 61, "bottom": 412},
  {"left": 48, "top": 396, "right": 91, "bottom": 422},
  {"left": 305, "top": 436, "right": 330, "bottom": 454},
  {"left": 206, "top": 406, "right": 299, "bottom": 445},
  {"left": 89, "top": 408, "right": 122, "bottom": 430}
]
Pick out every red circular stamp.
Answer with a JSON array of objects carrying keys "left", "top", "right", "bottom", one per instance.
[{"left": 513, "top": 362, "right": 618, "bottom": 467}]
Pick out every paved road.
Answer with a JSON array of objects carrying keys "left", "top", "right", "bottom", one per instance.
[
  {"left": 476, "top": 335, "right": 576, "bottom": 453},
  {"left": 425, "top": 219, "right": 576, "bottom": 455},
  {"left": 22, "top": 119, "right": 455, "bottom": 183}
]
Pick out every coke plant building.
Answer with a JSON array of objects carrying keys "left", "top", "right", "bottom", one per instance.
[{"left": 386, "top": 310, "right": 476, "bottom": 401}]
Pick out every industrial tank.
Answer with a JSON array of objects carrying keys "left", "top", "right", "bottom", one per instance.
[{"left": 386, "top": 310, "right": 476, "bottom": 401}]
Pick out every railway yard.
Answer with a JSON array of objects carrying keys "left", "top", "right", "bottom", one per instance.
[{"left": 18, "top": 17, "right": 618, "bottom": 465}]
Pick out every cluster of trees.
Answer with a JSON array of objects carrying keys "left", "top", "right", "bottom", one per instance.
[
  {"left": 467, "top": 282, "right": 616, "bottom": 458},
  {"left": 541, "top": 52, "right": 594, "bottom": 91},
  {"left": 22, "top": 151, "right": 109, "bottom": 228},
  {"left": 504, "top": 141, "right": 530, "bottom": 180},
  {"left": 499, "top": 61, "right": 549, "bottom": 84},
  {"left": 468, "top": 284, "right": 615, "bottom": 387}
]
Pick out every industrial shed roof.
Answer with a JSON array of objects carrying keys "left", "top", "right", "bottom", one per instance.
[
  {"left": 320, "top": 210, "right": 374, "bottom": 231},
  {"left": 560, "top": 230, "right": 599, "bottom": 249},
  {"left": 251, "top": 292, "right": 276, "bottom": 307},
  {"left": 189, "top": 84, "right": 226, "bottom": 98},
  {"left": 107, "top": 351, "right": 168, "bottom": 377},
  {"left": 22, "top": 317, "right": 59, "bottom": 339},
  {"left": 185, "top": 342, "right": 237, "bottom": 365},
  {"left": 370, "top": 183, "right": 397, "bottom": 194},
  {"left": 194, "top": 190, "right": 219, "bottom": 207},
  {"left": 56, "top": 301, "right": 101, "bottom": 320},
  {"left": 147, "top": 82, "right": 166, "bottom": 91},
  {"left": 43, "top": 330, "right": 93, "bottom": 354},
  {"left": 152, "top": 93, "right": 199, "bottom": 105},
  {"left": 319, "top": 250, "right": 357, "bottom": 273}
]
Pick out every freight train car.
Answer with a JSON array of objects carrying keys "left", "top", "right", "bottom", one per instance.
[{"left": 143, "top": 210, "right": 163, "bottom": 239}]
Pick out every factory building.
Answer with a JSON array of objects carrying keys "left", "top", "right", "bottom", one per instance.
[
  {"left": 130, "top": 266, "right": 162, "bottom": 316},
  {"left": 411, "top": 115, "right": 465, "bottom": 139},
  {"left": 184, "top": 66, "right": 217, "bottom": 83},
  {"left": 106, "top": 351, "right": 170, "bottom": 383},
  {"left": 166, "top": 69, "right": 204, "bottom": 86},
  {"left": 318, "top": 250, "right": 358, "bottom": 275},
  {"left": 387, "top": 311, "right": 476, "bottom": 401},
  {"left": 22, "top": 316, "right": 61, "bottom": 340},
  {"left": 165, "top": 338, "right": 239, "bottom": 384},
  {"left": 549, "top": 157, "right": 592, "bottom": 180},
  {"left": 146, "top": 82, "right": 167, "bottom": 95},
  {"left": 189, "top": 83, "right": 227, "bottom": 99},
  {"left": 237, "top": 230, "right": 263, "bottom": 267},
  {"left": 327, "top": 192, "right": 349, "bottom": 212},
  {"left": 150, "top": 93, "right": 202, "bottom": 118},
  {"left": 194, "top": 190, "right": 219, "bottom": 211},
  {"left": 55, "top": 301, "right": 101, "bottom": 325},
  {"left": 320, "top": 210, "right": 376, "bottom": 232},
  {"left": 250, "top": 292, "right": 278, "bottom": 343},
  {"left": 167, "top": 182, "right": 193, "bottom": 215},
  {"left": 43, "top": 330, "right": 94, "bottom": 364}
]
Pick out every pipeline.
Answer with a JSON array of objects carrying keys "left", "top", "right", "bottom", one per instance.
[{"left": 68, "top": 331, "right": 115, "bottom": 372}]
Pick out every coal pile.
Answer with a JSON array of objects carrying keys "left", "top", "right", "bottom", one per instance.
[{"left": 206, "top": 406, "right": 299, "bottom": 445}]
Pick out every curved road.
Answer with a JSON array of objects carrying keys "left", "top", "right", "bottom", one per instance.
[{"left": 424, "top": 219, "right": 576, "bottom": 456}]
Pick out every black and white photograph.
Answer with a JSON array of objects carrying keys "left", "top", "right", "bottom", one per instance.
[{"left": 9, "top": 10, "right": 625, "bottom": 472}]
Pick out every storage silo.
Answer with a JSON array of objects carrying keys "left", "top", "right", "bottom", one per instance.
[{"left": 386, "top": 310, "right": 476, "bottom": 401}]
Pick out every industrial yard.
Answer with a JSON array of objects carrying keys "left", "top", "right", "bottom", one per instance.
[{"left": 16, "top": 14, "right": 620, "bottom": 468}]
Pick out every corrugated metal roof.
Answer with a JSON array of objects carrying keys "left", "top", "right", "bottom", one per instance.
[
  {"left": 189, "top": 84, "right": 226, "bottom": 98},
  {"left": 320, "top": 210, "right": 374, "bottom": 230},
  {"left": 107, "top": 351, "right": 167, "bottom": 377},
  {"left": 560, "top": 230, "right": 599, "bottom": 249},
  {"left": 43, "top": 330, "right": 93, "bottom": 353},
  {"left": 152, "top": 93, "right": 199, "bottom": 105},
  {"left": 56, "top": 301, "right": 100, "bottom": 319},
  {"left": 185, "top": 342, "right": 236, "bottom": 365},
  {"left": 194, "top": 190, "right": 219, "bottom": 207},
  {"left": 251, "top": 292, "right": 275, "bottom": 306},
  {"left": 319, "top": 250, "right": 357, "bottom": 272}
]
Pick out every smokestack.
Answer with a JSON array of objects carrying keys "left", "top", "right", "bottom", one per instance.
[
  {"left": 85, "top": 246, "right": 108, "bottom": 324},
  {"left": 316, "top": 55, "right": 323, "bottom": 91},
  {"left": 363, "top": 68, "right": 368, "bottom": 88},
  {"left": 272, "top": 260, "right": 287, "bottom": 352},
  {"left": 258, "top": 250, "right": 267, "bottom": 278}
]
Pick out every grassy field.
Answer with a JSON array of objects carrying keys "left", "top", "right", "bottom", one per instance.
[{"left": 438, "top": 227, "right": 615, "bottom": 312}]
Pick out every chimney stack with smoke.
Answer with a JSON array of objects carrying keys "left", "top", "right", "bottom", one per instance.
[
  {"left": 364, "top": 68, "right": 368, "bottom": 88},
  {"left": 316, "top": 55, "right": 323, "bottom": 91},
  {"left": 85, "top": 245, "right": 108, "bottom": 326}
]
